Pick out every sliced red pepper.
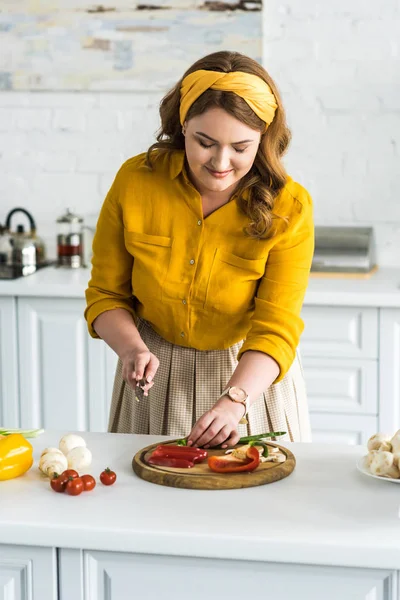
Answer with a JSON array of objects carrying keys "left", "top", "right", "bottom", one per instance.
[
  {"left": 151, "top": 449, "right": 206, "bottom": 463},
  {"left": 148, "top": 455, "right": 194, "bottom": 468},
  {"left": 155, "top": 445, "right": 207, "bottom": 456},
  {"left": 152, "top": 446, "right": 208, "bottom": 463},
  {"left": 208, "top": 446, "right": 260, "bottom": 473}
]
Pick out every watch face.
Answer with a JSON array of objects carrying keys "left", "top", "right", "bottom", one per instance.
[{"left": 229, "top": 386, "right": 247, "bottom": 403}]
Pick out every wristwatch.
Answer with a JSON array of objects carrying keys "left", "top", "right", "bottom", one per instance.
[{"left": 219, "top": 386, "right": 249, "bottom": 425}]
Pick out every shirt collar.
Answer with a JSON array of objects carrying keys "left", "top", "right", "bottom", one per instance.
[{"left": 168, "top": 150, "right": 186, "bottom": 180}]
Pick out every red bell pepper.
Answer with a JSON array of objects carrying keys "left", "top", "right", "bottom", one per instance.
[
  {"left": 151, "top": 450, "right": 206, "bottom": 463},
  {"left": 208, "top": 446, "right": 260, "bottom": 473},
  {"left": 148, "top": 455, "right": 194, "bottom": 468},
  {"left": 155, "top": 445, "right": 206, "bottom": 456},
  {"left": 153, "top": 445, "right": 207, "bottom": 463}
]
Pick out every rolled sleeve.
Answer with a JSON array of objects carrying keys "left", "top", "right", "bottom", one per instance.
[
  {"left": 84, "top": 168, "right": 135, "bottom": 338},
  {"left": 237, "top": 188, "right": 314, "bottom": 382}
]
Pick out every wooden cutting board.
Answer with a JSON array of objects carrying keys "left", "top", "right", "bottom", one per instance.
[{"left": 132, "top": 440, "right": 296, "bottom": 490}]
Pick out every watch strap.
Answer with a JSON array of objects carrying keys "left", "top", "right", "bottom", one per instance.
[{"left": 220, "top": 387, "right": 249, "bottom": 425}]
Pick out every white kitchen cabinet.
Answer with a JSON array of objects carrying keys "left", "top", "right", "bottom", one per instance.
[
  {"left": 303, "top": 357, "right": 378, "bottom": 415},
  {"left": 87, "top": 337, "right": 118, "bottom": 432},
  {"left": 301, "top": 305, "right": 381, "bottom": 444},
  {"left": 0, "top": 264, "right": 399, "bottom": 440},
  {"left": 0, "top": 544, "right": 57, "bottom": 600},
  {"left": 301, "top": 306, "right": 378, "bottom": 359},
  {"left": 0, "top": 297, "right": 19, "bottom": 427},
  {"left": 379, "top": 309, "right": 400, "bottom": 433},
  {"left": 17, "top": 297, "right": 117, "bottom": 432},
  {"left": 59, "top": 550, "right": 397, "bottom": 600},
  {"left": 310, "top": 414, "right": 378, "bottom": 445}
]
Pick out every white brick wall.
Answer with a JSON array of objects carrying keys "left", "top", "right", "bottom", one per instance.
[
  {"left": 0, "top": 91, "right": 161, "bottom": 258},
  {"left": 263, "top": 0, "right": 400, "bottom": 267},
  {"left": 0, "top": 0, "right": 399, "bottom": 266}
]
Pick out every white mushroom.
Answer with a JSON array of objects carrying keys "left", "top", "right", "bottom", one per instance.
[
  {"left": 39, "top": 451, "right": 68, "bottom": 478},
  {"left": 364, "top": 450, "right": 378, "bottom": 470},
  {"left": 59, "top": 434, "right": 86, "bottom": 457},
  {"left": 367, "top": 433, "right": 392, "bottom": 452},
  {"left": 382, "top": 465, "right": 400, "bottom": 479},
  {"left": 369, "top": 451, "right": 400, "bottom": 478},
  {"left": 67, "top": 446, "right": 92, "bottom": 472},
  {"left": 41, "top": 447, "right": 64, "bottom": 458},
  {"left": 261, "top": 453, "right": 286, "bottom": 463},
  {"left": 392, "top": 453, "right": 400, "bottom": 468},
  {"left": 390, "top": 430, "right": 400, "bottom": 454}
]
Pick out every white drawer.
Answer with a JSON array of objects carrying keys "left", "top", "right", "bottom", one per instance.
[
  {"left": 303, "top": 357, "right": 378, "bottom": 415},
  {"left": 310, "top": 414, "right": 377, "bottom": 445},
  {"left": 300, "top": 306, "right": 378, "bottom": 359}
]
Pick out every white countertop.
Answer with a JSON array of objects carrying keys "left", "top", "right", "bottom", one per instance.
[
  {"left": 1, "top": 266, "right": 400, "bottom": 307},
  {"left": 1, "top": 431, "right": 400, "bottom": 569},
  {"left": 0, "top": 266, "right": 92, "bottom": 298}
]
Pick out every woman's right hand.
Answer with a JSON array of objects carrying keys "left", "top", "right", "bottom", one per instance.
[{"left": 120, "top": 344, "right": 160, "bottom": 395}]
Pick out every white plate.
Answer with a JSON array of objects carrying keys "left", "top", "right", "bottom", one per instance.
[{"left": 356, "top": 455, "right": 400, "bottom": 483}]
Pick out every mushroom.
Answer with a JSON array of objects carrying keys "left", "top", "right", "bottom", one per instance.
[
  {"left": 367, "top": 433, "right": 392, "bottom": 452},
  {"left": 66, "top": 446, "right": 92, "bottom": 471},
  {"left": 369, "top": 451, "right": 400, "bottom": 479},
  {"left": 59, "top": 434, "right": 86, "bottom": 456},
  {"left": 390, "top": 430, "right": 400, "bottom": 454},
  {"left": 364, "top": 450, "right": 378, "bottom": 470},
  {"left": 41, "top": 447, "right": 64, "bottom": 457},
  {"left": 39, "top": 451, "right": 68, "bottom": 477},
  {"left": 261, "top": 453, "right": 286, "bottom": 463},
  {"left": 392, "top": 453, "right": 400, "bottom": 468}
]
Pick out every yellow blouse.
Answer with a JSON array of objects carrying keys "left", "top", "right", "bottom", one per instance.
[{"left": 85, "top": 150, "right": 314, "bottom": 382}]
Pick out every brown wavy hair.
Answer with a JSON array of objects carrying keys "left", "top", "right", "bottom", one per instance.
[{"left": 147, "top": 50, "right": 291, "bottom": 239}]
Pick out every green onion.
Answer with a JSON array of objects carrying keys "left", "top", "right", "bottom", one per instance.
[
  {"left": 249, "top": 440, "right": 269, "bottom": 457},
  {"left": 176, "top": 438, "right": 188, "bottom": 446},
  {"left": 238, "top": 431, "right": 286, "bottom": 443},
  {"left": 0, "top": 428, "right": 44, "bottom": 438}
]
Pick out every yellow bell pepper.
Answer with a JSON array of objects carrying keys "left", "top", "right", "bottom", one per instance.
[{"left": 0, "top": 433, "right": 33, "bottom": 481}]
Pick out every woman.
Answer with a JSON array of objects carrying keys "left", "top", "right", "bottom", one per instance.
[{"left": 85, "top": 50, "right": 314, "bottom": 449}]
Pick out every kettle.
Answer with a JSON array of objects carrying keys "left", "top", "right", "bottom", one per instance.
[
  {"left": 0, "top": 224, "right": 13, "bottom": 265},
  {"left": 5, "top": 208, "right": 46, "bottom": 273}
]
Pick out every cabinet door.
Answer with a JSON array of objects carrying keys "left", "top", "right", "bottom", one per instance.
[
  {"left": 0, "top": 297, "right": 19, "bottom": 427},
  {"left": 301, "top": 306, "right": 378, "bottom": 359},
  {"left": 17, "top": 297, "right": 111, "bottom": 432},
  {"left": 87, "top": 338, "right": 118, "bottom": 432},
  {"left": 74, "top": 550, "right": 396, "bottom": 600},
  {"left": 0, "top": 544, "right": 57, "bottom": 600},
  {"left": 310, "top": 414, "right": 377, "bottom": 445},
  {"left": 303, "top": 357, "right": 378, "bottom": 415},
  {"left": 379, "top": 308, "right": 400, "bottom": 433}
]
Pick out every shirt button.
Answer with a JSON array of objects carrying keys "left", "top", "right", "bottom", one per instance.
[
  {"left": 189, "top": 259, "right": 195, "bottom": 265},
  {"left": 182, "top": 299, "right": 187, "bottom": 305},
  {"left": 180, "top": 332, "right": 185, "bottom": 337},
  {"left": 197, "top": 220, "right": 202, "bottom": 226}
]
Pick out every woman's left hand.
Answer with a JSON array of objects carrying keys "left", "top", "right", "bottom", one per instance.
[{"left": 187, "top": 397, "right": 245, "bottom": 448}]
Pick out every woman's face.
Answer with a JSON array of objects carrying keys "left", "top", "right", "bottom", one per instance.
[{"left": 183, "top": 107, "right": 261, "bottom": 196}]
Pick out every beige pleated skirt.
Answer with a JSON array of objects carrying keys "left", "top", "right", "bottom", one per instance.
[{"left": 108, "top": 318, "right": 312, "bottom": 443}]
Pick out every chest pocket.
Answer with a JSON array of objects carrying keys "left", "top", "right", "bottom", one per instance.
[
  {"left": 204, "top": 249, "right": 267, "bottom": 314},
  {"left": 124, "top": 230, "right": 172, "bottom": 301}
]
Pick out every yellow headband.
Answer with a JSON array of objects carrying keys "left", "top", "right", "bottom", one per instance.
[{"left": 180, "top": 69, "right": 278, "bottom": 132}]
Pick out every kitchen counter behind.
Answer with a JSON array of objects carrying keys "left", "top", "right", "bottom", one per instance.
[
  {"left": 1, "top": 431, "right": 400, "bottom": 570},
  {"left": 1, "top": 266, "right": 400, "bottom": 307},
  {"left": 0, "top": 266, "right": 92, "bottom": 298}
]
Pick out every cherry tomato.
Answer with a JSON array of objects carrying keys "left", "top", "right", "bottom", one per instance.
[
  {"left": 50, "top": 474, "right": 67, "bottom": 493},
  {"left": 81, "top": 474, "right": 96, "bottom": 491},
  {"left": 100, "top": 468, "right": 117, "bottom": 486},
  {"left": 61, "top": 469, "right": 79, "bottom": 479},
  {"left": 65, "top": 476, "right": 84, "bottom": 496}
]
